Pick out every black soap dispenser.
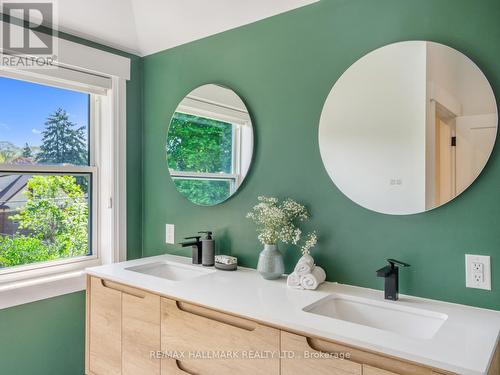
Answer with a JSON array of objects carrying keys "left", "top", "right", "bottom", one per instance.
[{"left": 199, "top": 231, "right": 215, "bottom": 266}]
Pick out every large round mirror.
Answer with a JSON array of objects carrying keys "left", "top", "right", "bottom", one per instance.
[
  {"left": 319, "top": 41, "right": 497, "bottom": 215},
  {"left": 167, "top": 84, "right": 254, "bottom": 206}
]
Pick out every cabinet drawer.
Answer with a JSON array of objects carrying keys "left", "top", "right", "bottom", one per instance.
[
  {"left": 364, "top": 365, "right": 399, "bottom": 375},
  {"left": 88, "top": 276, "right": 122, "bottom": 375},
  {"left": 281, "top": 331, "right": 437, "bottom": 375},
  {"left": 160, "top": 298, "right": 279, "bottom": 375},
  {"left": 161, "top": 357, "right": 196, "bottom": 375},
  {"left": 488, "top": 343, "right": 500, "bottom": 375},
  {"left": 86, "top": 276, "right": 161, "bottom": 375},
  {"left": 281, "top": 331, "right": 362, "bottom": 375},
  {"left": 122, "top": 286, "right": 161, "bottom": 375}
]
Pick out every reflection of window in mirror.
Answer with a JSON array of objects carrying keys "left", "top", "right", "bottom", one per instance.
[{"left": 167, "top": 85, "right": 253, "bottom": 206}]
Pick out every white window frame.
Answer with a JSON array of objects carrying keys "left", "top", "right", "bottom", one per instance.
[
  {"left": 0, "top": 32, "right": 130, "bottom": 309},
  {"left": 0, "top": 94, "right": 99, "bottom": 281},
  {"left": 169, "top": 103, "right": 249, "bottom": 195}
]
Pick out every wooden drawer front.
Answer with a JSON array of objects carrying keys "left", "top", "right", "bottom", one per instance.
[
  {"left": 88, "top": 277, "right": 122, "bottom": 375},
  {"left": 122, "top": 287, "right": 161, "bottom": 375},
  {"left": 161, "top": 357, "right": 195, "bottom": 374},
  {"left": 281, "top": 331, "right": 362, "bottom": 375},
  {"left": 160, "top": 298, "right": 280, "bottom": 375},
  {"left": 488, "top": 342, "right": 500, "bottom": 375},
  {"left": 364, "top": 365, "right": 399, "bottom": 375},
  {"left": 282, "top": 330, "right": 439, "bottom": 375}
]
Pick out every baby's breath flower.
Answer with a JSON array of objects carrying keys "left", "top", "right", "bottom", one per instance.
[
  {"left": 246, "top": 196, "right": 312, "bottom": 246},
  {"left": 300, "top": 232, "right": 317, "bottom": 255}
]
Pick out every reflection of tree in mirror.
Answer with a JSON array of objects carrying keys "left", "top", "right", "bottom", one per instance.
[
  {"left": 167, "top": 112, "right": 234, "bottom": 205},
  {"left": 173, "top": 179, "right": 231, "bottom": 206},
  {"left": 167, "top": 112, "right": 232, "bottom": 173}
]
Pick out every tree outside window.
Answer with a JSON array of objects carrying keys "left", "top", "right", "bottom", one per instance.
[{"left": 0, "top": 76, "right": 91, "bottom": 269}]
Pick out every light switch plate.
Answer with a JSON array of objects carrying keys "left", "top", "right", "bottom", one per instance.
[
  {"left": 165, "top": 224, "right": 175, "bottom": 244},
  {"left": 465, "top": 254, "right": 491, "bottom": 290}
]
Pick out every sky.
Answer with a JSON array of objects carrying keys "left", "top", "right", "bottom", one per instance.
[{"left": 0, "top": 76, "right": 89, "bottom": 148}]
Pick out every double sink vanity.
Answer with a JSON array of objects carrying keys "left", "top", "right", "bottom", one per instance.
[
  {"left": 85, "top": 255, "right": 500, "bottom": 375},
  {"left": 120, "top": 40, "right": 500, "bottom": 375}
]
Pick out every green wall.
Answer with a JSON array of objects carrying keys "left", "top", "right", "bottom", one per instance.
[
  {"left": 0, "top": 292, "right": 86, "bottom": 375},
  {"left": 0, "top": 31, "right": 143, "bottom": 375},
  {"left": 142, "top": 0, "right": 500, "bottom": 310}
]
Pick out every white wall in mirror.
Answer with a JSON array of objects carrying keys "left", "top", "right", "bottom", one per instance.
[{"left": 319, "top": 41, "right": 497, "bottom": 215}]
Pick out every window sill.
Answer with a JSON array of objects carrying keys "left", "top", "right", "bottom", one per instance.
[{"left": 0, "top": 269, "right": 87, "bottom": 310}]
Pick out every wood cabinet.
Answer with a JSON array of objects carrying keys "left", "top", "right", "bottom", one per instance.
[
  {"left": 86, "top": 276, "right": 161, "bottom": 375},
  {"left": 363, "top": 365, "right": 400, "bottom": 375},
  {"left": 160, "top": 297, "right": 280, "bottom": 375},
  {"left": 280, "top": 331, "right": 443, "bottom": 375},
  {"left": 122, "top": 284, "right": 160, "bottom": 375},
  {"left": 489, "top": 344, "right": 500, "bottom": 375},
  {"left": 86, "top": 276, "right": 499, "bottom": 375},
  {"left": 87, "top": 276, "right": 122, "bottom": 375},
  {"left": 161, "top": 357, "right": 194, "bottom": 374},
  {"left": 281, "top": 330, "right": 362, "bottom": 375}
]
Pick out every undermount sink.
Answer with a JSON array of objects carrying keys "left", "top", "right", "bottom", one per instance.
[
  {"left": 303, "top": 294, "right": 448, "bottom": 339},
  {"left": 126, "top": 261, "right": 215, "bottom": 282}
]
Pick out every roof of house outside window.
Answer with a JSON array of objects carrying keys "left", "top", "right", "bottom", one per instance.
[{"left": 0, "top": 175, "right": 30, "bottom": 209}]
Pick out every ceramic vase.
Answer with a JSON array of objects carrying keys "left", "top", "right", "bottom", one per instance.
[{"left": 257, "top": 244, "right": 285, "bottom": 280}]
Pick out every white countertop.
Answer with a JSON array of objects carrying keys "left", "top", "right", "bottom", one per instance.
[{"left": 86, "top": 254, "right": 500, "bottom": 375}]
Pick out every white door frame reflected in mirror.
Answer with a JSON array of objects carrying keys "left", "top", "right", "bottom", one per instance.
[{"left": 319, "top": 41, "right": 497, "bottom": 215}]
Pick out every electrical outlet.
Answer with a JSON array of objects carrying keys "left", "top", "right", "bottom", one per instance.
[
  {"left": 165, "top": 224, "right": 175, "bottom": 244},
  {"left": 472, "top": 262, "right": 484, "bottom": 273},
  {"left": 473, "top": 273, "right": 484, "bottom": 283},
  {"left": 466, "top": 254, "right": 491, "bottom": 290}
]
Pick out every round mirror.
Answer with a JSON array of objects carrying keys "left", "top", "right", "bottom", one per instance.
[
  {"left": 319, "top": 41, "right": 497, "bottom": 215},
  {"left": 167, "top": 84, "right": 254, "bottom": 206}
]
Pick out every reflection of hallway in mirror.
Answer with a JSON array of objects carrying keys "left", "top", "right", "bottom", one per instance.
[
  {"left": 456, "top": 114, "right": 497, "bottom": 195},
  {"left": 435, "top": 110, "right": 456, "bottom": 206},
  {"left": 425, "top": 41, "right": 498, "bottom": 211},
  {"left": 319, "top": 41, "right": 497, "bottom": 214},
  {"left": 432, "top": 110, "right": 497, "bottom": 207}
]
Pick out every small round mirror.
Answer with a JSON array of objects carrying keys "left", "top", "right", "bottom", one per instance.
[
  {"left": 167, "top": 84, "right": 254, "bottom": 206},
  {"left": 319, "top": 41, "right": 497, "bottom": 215}
]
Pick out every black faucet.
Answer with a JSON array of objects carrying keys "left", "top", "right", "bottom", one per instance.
[
  {"left": 179, "top": 236, "right": 202, "bottom": 264},
  {"left": 376, "top": 259, "right": 410, "bottom": 301}
]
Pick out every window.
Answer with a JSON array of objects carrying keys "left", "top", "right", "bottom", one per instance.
[
  {"left": 0, "top": 30, "right": 129, "bottom": 309},
  {"left": 0, "top": 76, "right": 96, "bottom": 271},
  {"left": 167, "top": 111, "right": 238, "bottom": 205}
]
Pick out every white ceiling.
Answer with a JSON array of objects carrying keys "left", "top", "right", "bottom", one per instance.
[{"left": 52, "top": 0, "right": 319, "bottom": 57}]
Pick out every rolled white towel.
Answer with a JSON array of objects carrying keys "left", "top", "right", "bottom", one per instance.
[
  {"left": 294, "top": 256, "right": 314, "bottom": 276},
  {"left": 300, "top": 266, "right": 326, "bottom": 290},
  {"left": 287, "top": 272, "right": 303, "bottom": 289},
  {"left": 298, "top": 254, "right": 315, "bottom": 267}
]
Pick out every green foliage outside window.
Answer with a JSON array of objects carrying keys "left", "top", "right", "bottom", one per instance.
[
  {"left": 167, "top": 112, "right": 234, "bottom": 205},
  {"left": 37, "top": 108, "right": 88, "bottom": 165},
  {"left": 22, "top": 143, "right": 33, "bottom": 158},
  {"left": 0, "top": 236, "right": 59, "bottom": 267},
  {"left": 173, "top": 179, "right": 231, "bottom": 206},
  {"left": 0, "top": 175, "right": 89, "bottom": 268},
  {"left": 0, "top": 106, "right": 90, "bottom": 268}
]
